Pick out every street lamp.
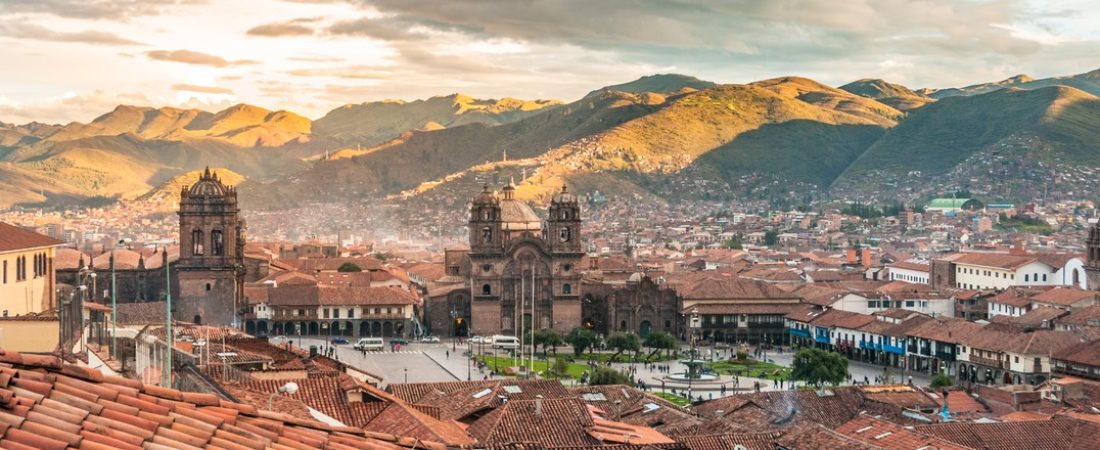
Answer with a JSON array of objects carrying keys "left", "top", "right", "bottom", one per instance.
[
  {"left": 110, "top": 239, "right": 124, "bottom": 361},
  {"left": 404, "top": 367, "right": 408, "bottom": 383},
  {"left": 688, "top": 307, "right": 700, "bottom": 403},
  {"left": 267, "top": 382, "right": 299, "bottom": 410}
]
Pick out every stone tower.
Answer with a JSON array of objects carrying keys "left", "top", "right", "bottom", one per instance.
[
  {"left": 1086, "top": 220, "right": 1100, "bottom": 290},
  {"left": 177, "top": 168, "right": 245, "bottom": 326}
]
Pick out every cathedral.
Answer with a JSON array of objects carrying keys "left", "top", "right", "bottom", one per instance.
[{"left": 428, "top": 183, "right": 583, "bottom": 336}]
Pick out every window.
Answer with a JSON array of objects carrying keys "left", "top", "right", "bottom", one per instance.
[
  {"left": 482, "top": 226, "right": 493, "bottom": 244},
  {"left": 482, "top": 264, "right": 492, "bottom": 273},
  {"left": 192, "top": 230, "right": 205, "bottom": 255},
  {"left": 1042, "top": 274, "right": 1048, "bottom": 282},
  {"left": 482, "top": 284, "right": 492, "bottom": 296},
  {"left": 563, "top": 263, "right": 572, "bottom": 272},
  {"left": 205, "top": 283, "right": 211, "bottom": 291},
  {"left": 1024, "top": 274, "right": 1029, "bottom": 282},
  {"left": 323, "top": 308, "right": 330, "bottom": 319},
  {"left": 334, "top": 309, "right": 340, "bottom": 319},
  {"left": 211, "top": 230, "right": 224, "bottom": 256},
  {"left": 348, "top": 308, "right": 355, "bottom": 318},
  {"left": 2, "top": 260, "right": 6, "bottom": 283},
  {"left": 1015, "top": 356, "right": 1019, "bottom": 363},
  {"left": 562, "top": 283, "right": 572, "bottom": 295},
  {"left": 664, "top": 320, "right": 671, "bottom": 329}
]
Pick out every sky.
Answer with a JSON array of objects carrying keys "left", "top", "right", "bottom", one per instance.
[{"left": 0, "top": 0, "right": 1098, "bottom": 124}]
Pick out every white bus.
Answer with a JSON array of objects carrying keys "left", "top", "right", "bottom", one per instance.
[
  {"left": 490, "top": 335, "right": 520, "bottom": 350},
  {"left": 354, "top": 337, "right": 384, "bottom": 351}
]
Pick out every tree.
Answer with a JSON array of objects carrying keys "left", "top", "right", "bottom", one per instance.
[
  {"left": 790, "top": 348, "right": 848, "bottom": 387},
  {"left": 722, "top": 236, "right": 743, "bottom": 250},
  {"left": 551, "top": 357, "right": 570, "bottom": 377},
  {"left": 534, "top": 328, "right": 563, "bottom": 357},
  {"left": 337, "top": 262, "right": 362, "bottom": 272},
  {"left": 764, "top": 230, "right": 779, "bottom": 246},
  {"left": 643, "top": 332, "right": 678, "bottom": 360},
  {"left": 566, "top": 327, "right": 599, "bottom": 356},
  {"left": 930, "top": 373, "right": 954, "bottom": 389},
  {"left": 606, "top": 332, "right": 641, "bottom": 361},
  {"left": 588, "top": 366, "right": 631, "bottom": 386}
]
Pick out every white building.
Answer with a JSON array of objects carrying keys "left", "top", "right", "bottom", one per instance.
[
  {"left": 887, "top": 260, "right": 930, "bottom": 285},
  {"left": 952, "top": 253, "right": 1086, "bottom": 291}
]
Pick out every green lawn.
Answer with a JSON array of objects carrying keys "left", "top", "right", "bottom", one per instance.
[
  {"left": 707, "top": 359, "right": 791, "bottom": 381},
  {"left": 474, "top": 355, "right": 589, "bottom": 380},
  {"left": 650, "top": 391, "right": 690, "bottom": 407}
]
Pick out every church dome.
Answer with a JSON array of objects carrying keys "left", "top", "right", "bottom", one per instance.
[
  {"left": 500, "top": 199, "right": 542, "bottom": 231},
  {"left": 186, "top": 167, "right": 231, "bottom": 197}
]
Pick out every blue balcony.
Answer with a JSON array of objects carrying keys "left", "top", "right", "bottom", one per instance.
[
  {"left": 814, "top": 334, "right": 831, "bottom": 344},
  {"left": 859, "top": 341, "right": 882, "bottom": 351},
  {"left": 788, "top": 327, "right": 810, "bottom": 338},
  {"left": 883, "top": 343, "right": 906, "bottom": 355}
]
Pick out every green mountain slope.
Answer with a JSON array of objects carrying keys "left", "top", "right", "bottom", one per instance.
[
  {"left": 836, "top": 86, "right": 1100, "bottom": 184},
  {"left": 585, "top": 74, "right": 717, "bottom": 97}
]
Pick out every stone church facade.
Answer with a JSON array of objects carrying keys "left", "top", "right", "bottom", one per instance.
[{"left": 175, "top": 168, "right": 246, "bottom": 326}]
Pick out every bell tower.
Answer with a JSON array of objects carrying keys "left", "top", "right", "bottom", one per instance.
[
  {"left": 177, "top": 167, "right": 244, "bottom": 326},
  {"left": 1086, "top": 220, "right": 1100, "bottom": 290},
  {"left": 548, "top": 185, "right": 582, "bottom": 254},
  {"left": 469, "top": 184, "right": 502, "bottom": 254}
]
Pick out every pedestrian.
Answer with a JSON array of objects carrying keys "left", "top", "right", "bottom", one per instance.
[
  {"left": 864, "top": 375, "right": 869, "bottom": 385},
  {"left": 446, "top": 350, "right": 450, "bottom": 359}
]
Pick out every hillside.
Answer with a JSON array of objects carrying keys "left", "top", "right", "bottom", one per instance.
[
  {"left": 839, "top": 79, "right": 934, "bottom": 111},
  {"left": 311, "top": 94, "right": 561, "bottom": 142},
  {"left": 137, "top": 167, "right": 246, "bottom": 210},
  {"left": 584, "top": 74, "right": 717, "bottom": 97},
  {"left": 242, "top": 90, "right": 668, "bottom": 207},
  {"left": 836, "top": 86, "right": 1100, "bottom": 185},
  {"left": 923, "top": 69, "right": 1100, "bottom": 99}
]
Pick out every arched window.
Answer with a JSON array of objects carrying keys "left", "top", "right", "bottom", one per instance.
[
  {"left": 192, "top": 230, "right": 204, "bottom": 255},
  {"left": 211, "top": 230, "right": 224, "bottom": 256},
  {"left": 482, "top": 284, "right": 492, "bottom": 296},
  {"left": 206, "top": 283, "right": 212, "bottom": 291},
  {"left": 1074, "top": 269, "right": 1081, "bottom": 286},
  {"left": 1024, "top": 274, "right": 1029, "bottom": 282},
  {"left": 562, "top": 284, "right": 572, "bottom": 295},
  {"left": 482, "top": 226, "right": 492, "bottom": 244},
  {"left": 620, "top": 320, "right": 627, "bottom": 330}
]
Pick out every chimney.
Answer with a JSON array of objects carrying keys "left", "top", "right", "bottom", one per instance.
[{"left": 534, "top": 395, "right": 543, "bottom": 416}]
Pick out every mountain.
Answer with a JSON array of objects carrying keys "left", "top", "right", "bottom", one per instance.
[
  {"left": 921, "top": 69, "right": 1100, "bottom": 99},
  {"left": 835, "top": 85, "right": 1100, "bottom": 187},
  {"left": 839, "top": 79, "right": 934, "bottom": 111},
  {"left": 311, "top": 94, "right": 561, "bottom": 143},
  {"left": 252, "top": 76, "right": 900, "bottom": 208},
  {"left": 5, "top": 68, "right": 1100, "bottom": 210},
  {"left": 585, "top": 74, "right": 717, "bottom": 97}
]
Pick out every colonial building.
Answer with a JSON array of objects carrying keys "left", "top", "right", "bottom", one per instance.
[
  {"left": 0, "top": 222, "right": 63, "bottom": 316},
  {"left": 463, "top": 183, "right": 583, "bottom": 335},
  {"left": 175, "top": 168, "right": 246, "bottom": 326}
]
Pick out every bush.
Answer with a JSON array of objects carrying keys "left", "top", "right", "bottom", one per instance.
[
  {"left": 551, "top": 358, "right": 570, "bottom": 377},
  {"left": 735, "top": 350, "right": 749, "bottom": 361},
  {"left": 930, "top": 373, "right": 954, "bottom": 389},
  {"left": 589, "top": 366, "right": 632, "bottom": 386},
  {"left": 337, "top": 262, "right": 362, "bottom": 272}
]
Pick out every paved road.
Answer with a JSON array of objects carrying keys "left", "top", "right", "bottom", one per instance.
[{"left": 275, "top": 337, "right": 460, "bottom": 386}]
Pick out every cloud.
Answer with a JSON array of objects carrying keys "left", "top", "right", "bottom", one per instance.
[
  {"left": 247, "top": 21, "right": 314, "bottom": 37},
  {"left": 0, "top": 0, "right": 201, "bottom": 20},
  {"left": 0, "top": 22, "right": 141, "bottom": 45},
  {"left": 146, "top": 50, "right": 256, "bottom": 67},
  {"left": 288, "top": 65, "right": 397, "bottom": 79},
  {"left": 172, "top": 83, "right": 233, "bottom": 94},
  {"left": 327, "top": 16, "right": 430, "bottom": 41}
]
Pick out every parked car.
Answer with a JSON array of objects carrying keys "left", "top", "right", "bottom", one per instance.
[
  {"left": 389, "top": 337, "right": 409, "bottom": 346},
  {"left": 470, "top": 335, "right": 485, "bottom": 344},
  {"left": 419, "top": 336, "right": 440, "bottom": 343},
  {"left": 331, "top": 337, "right": 349, "bottom": 345}
]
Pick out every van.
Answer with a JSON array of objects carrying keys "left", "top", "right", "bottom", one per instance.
[
  {"left": 491, "top": 335, "right": 520, "bottom": 350},
  {"left": 354, "top": 337, "right": 384, "bottom": 351}
]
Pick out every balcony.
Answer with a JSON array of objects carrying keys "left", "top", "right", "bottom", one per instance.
[
  {"left": 788, "top": 327, "right": 810, "bottom": 338},
  {"left": 969, "top": 354, "right": 1007, "bottom": 370}
]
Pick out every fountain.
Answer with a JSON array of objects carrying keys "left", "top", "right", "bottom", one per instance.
[{"left": 667, "top": 358, "right": 718, "bottom": 382}]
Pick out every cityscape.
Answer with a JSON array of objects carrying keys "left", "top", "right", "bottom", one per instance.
[{"left": 2, "top": 1, "right": 1100, "bottom": 450}]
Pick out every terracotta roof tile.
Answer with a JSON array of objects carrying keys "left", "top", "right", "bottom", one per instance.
[{"left": 0, "top": 222, "right": 64, "bottom": 252}]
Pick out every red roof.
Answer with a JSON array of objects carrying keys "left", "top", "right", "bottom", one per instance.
[{"left": 0, "top": 222, "right": 63, "bottom": 252}]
